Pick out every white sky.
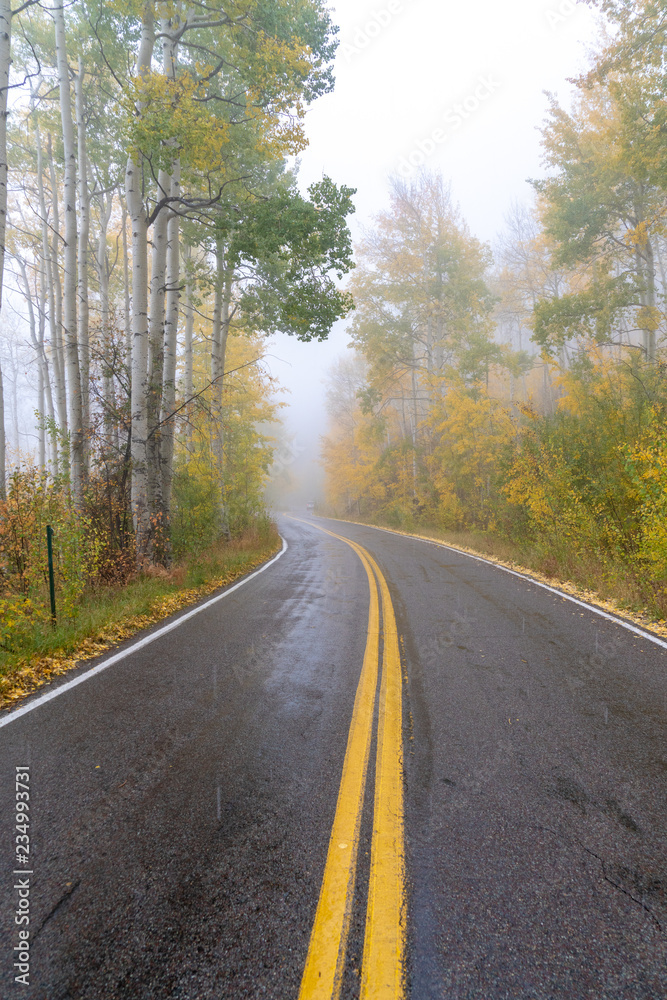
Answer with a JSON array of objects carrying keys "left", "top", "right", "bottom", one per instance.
[{"left": 268, "top": 0, "right": 600, "bottom": 503}]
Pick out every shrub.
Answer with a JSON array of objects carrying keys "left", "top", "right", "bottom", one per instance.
[{"left": 0, "top": 467, "right": 101, "bottom": 649}]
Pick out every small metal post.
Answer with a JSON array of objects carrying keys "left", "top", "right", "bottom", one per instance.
[{"left": 46, "top": 525, "right": 56, "bottom": 624}]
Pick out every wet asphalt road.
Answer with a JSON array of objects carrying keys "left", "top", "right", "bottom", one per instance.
[{"left": 0, "top": 515, "right": 666, "bottom": 999}]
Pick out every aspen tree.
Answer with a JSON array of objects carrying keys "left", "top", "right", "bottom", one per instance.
[
  {"left": 210, "top": 242, "right": 233, "bottom": 540},
  {"left": 32, "top": 109, "right": 66, "bottom": 463},
  {"left": 3, "top": 0, "right": 351, "bottom": 565},
  {"left": 126, "top": 1, "right": 154, "bottom": 562},
  {"left": 181, "top": 241, "right": 194, "bottom": 452},
  {"left": 74, "top": 55, "right": 91, "bottom": 448},
  {"left": 16, "top": 256, "right": 55, "bottom": 467},
  {"left": 0, "top": 0, "right": 9, "bottom": 499},
  {"left": 0, "top": 0, "right": 42, "bottom": 496},
  {"left": 158, "top": 164, "right": 181, "bottom": 527},
  {"left": 54, "top": 0, "right": 84, "bottom": 495},
  {"left": 95, "top": 188, "right": 115, "bottom": 450},
  {"left": 46, "top": 131, "right": 68, "bottom": 439}
]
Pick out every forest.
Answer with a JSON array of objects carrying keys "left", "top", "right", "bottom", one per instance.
[
  {"left": 0, "top": 3, "right": 663, "bottom": 992},
  {"left": 322, "top": 0, "right": 667, "bottom": 620},
  {"left": 1, "top": 0, "right": 666, "bottom": 692},
  {"left": 0, "top": 0, "right": 354, "bottom": 683}
]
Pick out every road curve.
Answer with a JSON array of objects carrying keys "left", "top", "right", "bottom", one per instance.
[{"left": 0, "top": 514, "right": 665, "bottom": 999}]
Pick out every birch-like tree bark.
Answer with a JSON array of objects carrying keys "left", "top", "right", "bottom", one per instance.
[
  {"left": 0, "top": 0, "right": 11, "bottom": 498},
  {"left": 211, "top": 243, "right": 233, "bottom": 541},
  {"left": 16, "top": 257, "right": 54, "bottom": 469},
  {"left": 182, "top": 242, "right": 194, "bottom": 453},
  {"left": 0, "top": 0, "right": 49, "bottom": 493},
  {"left": 634, "top": 195, "right": 657, "bottom": 364},
  {"left": 37, "top": 254, "right": 57, "bottom": 471},
  {"left": 145, "top": 12, "right": 181, "bottom": 558},
  {"left": 121, "top": 204, "right": 131, "bottom": 370},
  {"left": 159, "top": 164, "right": 181, "bottom": 526},
  {"left": 34, "top": 111, "right": 65, "bottom": 468},
  {"left": 46, "top": 132, "right": 68, "bottom": 440},
  {"left": 95, "top": 189, "right": 114, "bottom": 450},
  {"left": 126, "top": 2, "right": 155, "bottom": 562},
  {"left": 0, "top": 353, "right": 5, "bottom": 498},
  {"left": 6, "top": 339, "right": 19, "bottom": 453},
  {"left": 75, "top": 56, "right": 91, "bottom": 450},
  {"left": 146, "top": 167, "right": 170, "bottom": 523},
  {"left": 54, "top": 0, "right": 83, "bottom": 495}
]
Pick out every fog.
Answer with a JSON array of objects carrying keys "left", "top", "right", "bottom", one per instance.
[
  {"left": 267, "top": 0, "right": 599, "bottom": 511},
  {"left": 0, "top": 1, "right": 600, "bottom": 501}
]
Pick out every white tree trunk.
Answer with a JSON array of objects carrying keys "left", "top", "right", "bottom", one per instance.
[
  {"left": 211, "top": 244, "right": 233, "bottom": 541},
  {"left": 37, "top": 362, "right": 45, "bottom": 468},
  {"left": 159, "top": 163, "right": 181, "bottom": 526},
  {"left": 96, "top": 190, "right": 114, "bottom": 451},
  {"left": 127, "top": 2, "right": 155, "bottom": 563},
  {"left": 148, "top": 178, "right": 170, "bottom": 387},
  {"left": 8, "top": 340, "right": 18, "bottom": 453},
  {"left": 37, "top": 258, "right": 57, "bottom": 473},
  {"left": 0, "top": 354, "right": 5, "bottom": 500},
  {"left": 122, "top": 203, "right": 131, "bottom": 371},
  {"left": 17, "top": 257, "right": 54, "bottom": 472},
  {"left": 145, "top": 170, "right": 171, "bottom": 542},
  {"left": 143, "top": 16, "right": 181, "bottom": 559},
  {"left": 0, "top": 0, "right": 9, "bottom": 310},
  {"left": 47, "top": 132, "right": 68, "bottom": 439},
  {"left": 0, "top": 0, "right": 10, "bottom": 499},
  {"left": 125, "top": 159, "right": 150, "bottom": 566},
  {"left": 35, "top": 115, "right": 65, "bottom": 470},
  {"left": 54, "top": 1, "right": 83, "bottom": 495},
  {"left": 75, "top": 56, "right": 91, "bottom": 453},
  {"left": 182, "top": 242, "right": 194, "bottom": 452},
  {"left": 27, "top": 270, "right": 47, "bottom": 471},
  {"left": 638, "top": 242, "right": 657, "bottom": 363},
  {"left": 127, "top": 157, "right": 150, "bottom": 560}
]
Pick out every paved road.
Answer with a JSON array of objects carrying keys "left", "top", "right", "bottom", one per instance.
[{"left": 0, "top": 516, "right": 666, "bottom": 999}]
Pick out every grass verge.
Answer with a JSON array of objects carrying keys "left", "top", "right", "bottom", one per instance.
[
  {"left": 0, "top": 525, "right": 282, "bottom": 713},
  {"left": 326, "top": 515, "right": 667, "bottom": 641}
]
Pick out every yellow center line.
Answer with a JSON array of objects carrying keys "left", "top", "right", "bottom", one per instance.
[
  {"left": 290, "top": 519, "right": 406, "bottom": 1000},
  {"left": 360, "top": 551, "right": 406, "bottom": 1000},
  {"left": 297, "top": 529, "right": 381, "bottom": 1000}
]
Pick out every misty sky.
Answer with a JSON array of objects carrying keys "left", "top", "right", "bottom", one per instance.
[{"left": 268, "top": 0, "right": 599, "bottom": 504}]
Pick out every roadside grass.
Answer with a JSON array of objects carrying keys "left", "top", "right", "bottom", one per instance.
[
  {"left": 327, "top": 515, "right": 667, "bottom": 638},
  {"left": 0, "top": 525, "right": 282, "bottom": 712}
]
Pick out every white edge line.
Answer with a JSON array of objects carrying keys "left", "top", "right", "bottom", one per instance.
[
  {"left": 0, "top": 536, "right": 289, "bottom": 730},
  {"left": 322, "top": 519, "right": 667, "bottom": 653}
]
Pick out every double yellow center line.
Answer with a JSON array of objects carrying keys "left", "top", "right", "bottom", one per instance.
[{"left": 295, "top": 522, "right": 405, "bottom": 1000}]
